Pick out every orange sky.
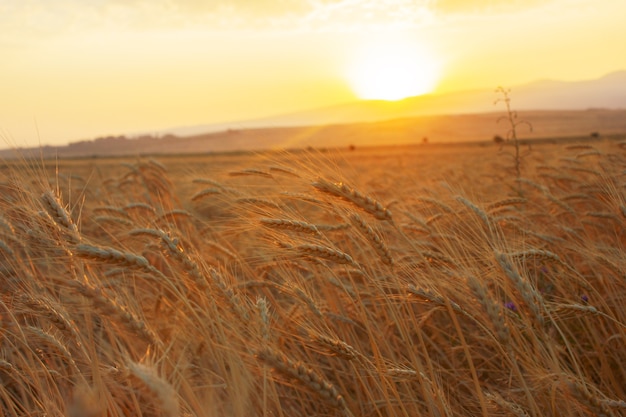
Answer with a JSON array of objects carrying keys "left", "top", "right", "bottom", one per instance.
[{"left": 1, "top": 0, "right": 625, "bottom": 147}]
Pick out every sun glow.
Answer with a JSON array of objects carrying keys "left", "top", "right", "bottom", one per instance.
[{"left": 347, "top": 40, "right": 440, "bottom": 101}]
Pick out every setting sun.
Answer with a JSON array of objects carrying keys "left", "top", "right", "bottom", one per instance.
[{"left": 346, "top": 41, "right": 440, "bottom": 101}]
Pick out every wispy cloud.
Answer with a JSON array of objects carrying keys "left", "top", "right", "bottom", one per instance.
[
  {"left": 0, "top": 0, "right": 438, "bottom": 38},
  {"left": 432, "top": 0, "right": 550, "bottom": 14},
  {"left": 302, "top": 0, "right": 433, "bottom": 31}
]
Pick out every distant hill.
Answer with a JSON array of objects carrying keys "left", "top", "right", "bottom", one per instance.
[
  {"left": 2, "top": 109, "right": 625, "bottom": 159},
  {"left": 2, "top": 71, "right": 626, "bottom": 158},
  {"left": 164, "top": 71, "right": 626, "bottom": 137}
]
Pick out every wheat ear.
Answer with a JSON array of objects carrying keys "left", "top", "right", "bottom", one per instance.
[
  {"left": 0, "top": 239, "right": 14, "bottom": 257},
  {"left": 308, "top": 331, "right": 364, "bottom": 362},
  {"left": 467, "top": 276, "right": 510, "bottom": 344},
  {"left": 126, "top": 361, "right": 180, "bottom": 417},
  {"left": 24, "top": 326, "right": 80, "bottom": 375},
  {"left": 190, "top": 188, "right": 221, "bottom": 201},
  {"left": 256, "top": 348, "right": 353, "bottom": 416},
  {"left": 208, "top": 267, "right": 249, "bottom": 320},
  {"left": 256, "top": 297, "right": 271, "bottom": 342},
  {"left": 74, "top": 243, "right": 151, "bottom": 269},
  {"left": 495, "top": 252, "right": 545, "bottom": 327},
  {"left": 41, "top": 190, "right": 77, "bottom": 231},
  {"left": 269, "top": 165, "right": 300, "bottom": 177},
  {"left": 129, "top": 229, "right": 206, "bottom": 287},
  {"left": 67, "top": 384, "right": 103, "bottom": 417},
  {"left": 297, "top": 244, "right": 358, "bottom": 267},
  {"left": 414, "top": 196, "right": 455, "bottom": 213},
  {"left": 41, "top": 190, "right": 80, "bottom": 241},
  {"left": 124, "top": 202, "right": 157, "bottom": 215},
  {"left": 229, "top": 169, "right": 273, "bottom": 178},
  {"left": 566, "top": 377, "right": 625, "bottom": 416},
  {"left": 407, "top": 285, "right": 467, "bottom": 318},
  {"left": 68, "top": 280, "right": 158, "bottom": 346},
  {"left": 456, "top": 196, "right": 490, "bottom": 228},
  {"left": 312, "top": 178, "right": 392, "bottom": 221},
  {"left": 349, "top": 213, "right": 393, "bottom": 265},
  {"left": 484, "top": 391, "right": 530, "bottom": 417},
  {"left": 18, "top": 295, "right": 81, "bottom": 343},
  {"left": 260, "top": 217, "right": 321, "bottom": 236},
  {"left": 487, "top": 197, "right": 527, "bottom": 213}
]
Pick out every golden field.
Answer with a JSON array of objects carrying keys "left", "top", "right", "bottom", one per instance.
[{"left": 0, "top": 139, "right": 625, "bottom": 417}]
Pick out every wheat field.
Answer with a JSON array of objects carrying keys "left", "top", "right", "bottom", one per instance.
[{"left": 0, "top": 140, "right": 625, "bottom": 417}]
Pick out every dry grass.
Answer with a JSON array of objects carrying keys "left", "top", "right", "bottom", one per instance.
[{"left": 0, "top": 140, "right": 625, "bottom": 417}]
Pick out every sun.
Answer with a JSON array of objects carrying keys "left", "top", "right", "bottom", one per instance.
[{"left": 346, "top": 41, "right": 440, "bottom": 101}]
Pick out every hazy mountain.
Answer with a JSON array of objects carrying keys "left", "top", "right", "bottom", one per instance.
[{"left": 164, "top": 71, "right": 626, "bottom": 137}]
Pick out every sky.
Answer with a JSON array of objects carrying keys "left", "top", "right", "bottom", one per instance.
[{"left": 1, "top": 0, "right": 625, "bottom": 147}]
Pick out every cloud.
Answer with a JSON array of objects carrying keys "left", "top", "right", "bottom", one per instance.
[
  {"left": 167, "top": 0, "right": 312, "bottom": 15},
  {"left": 106, "top": 0, "right": 431, "bottom": 30},
  {"left": 431, "top": 0, "right": 550, "bottom": 14},
  {"left": 302, "top": 0, "right": 433, "bottom": 31},
  {"left": 0, "top": 0, "right": 435, "bottom": 37}
]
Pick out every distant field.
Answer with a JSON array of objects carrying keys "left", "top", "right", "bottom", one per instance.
[
  {"left": 0, "top": 139, "right": 625, "bottom": 416},
  {"left": 2, "top": 108, "right": 626, "bottom": 158}
]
